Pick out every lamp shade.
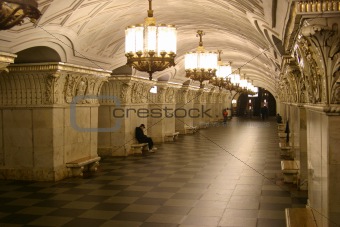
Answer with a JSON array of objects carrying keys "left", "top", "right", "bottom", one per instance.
[{"left": 124, "top": 0, "right": 177, "bottom": 80}]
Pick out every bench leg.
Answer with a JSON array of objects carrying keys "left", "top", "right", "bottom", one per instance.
[
  {"left": 69, "top": 166, "right": 84, "bottom": 177},
  {"left": 89, "top": 161, "right": 100, "bottom": 172}
]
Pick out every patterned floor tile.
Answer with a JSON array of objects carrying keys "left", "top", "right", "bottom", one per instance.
[{"left": 0, "top": 118, "right": 308, "bottom": 227}]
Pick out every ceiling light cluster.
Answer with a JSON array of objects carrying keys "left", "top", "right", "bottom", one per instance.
[
  {"left": 124, "top": 0, "right": 176, "bottom": 80},
  {"left": 0, "top": 0, "right": 41, "bottom": 30},
  {"left": 124, "top": 2, "right": 257, "bottom": 96},
  {"left": 0, "top": 0, "right": 258, "bottom": 96}
]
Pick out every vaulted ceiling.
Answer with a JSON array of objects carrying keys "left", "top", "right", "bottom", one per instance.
[{"left": 0, "top": 0, "right": 291, "bottom": 97}]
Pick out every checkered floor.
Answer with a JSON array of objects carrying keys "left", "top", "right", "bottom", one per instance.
[{"left": 0, "top": 117, "right": 307, "bottom": 227}]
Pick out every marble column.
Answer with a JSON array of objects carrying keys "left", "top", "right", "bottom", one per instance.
[
  {"left": 98, "top": 76, "right": 153, "bottom": 156},
  {"left": 175, "top": 87, "right": 195, "bottom": 134},
  {"left": 306, "top": 106, "right": 340, "bottom": 227},
  {"left": 289, "top": 104, "right": 308, "bottom": 190},
  {"left": 0, "top": 62, "right": 109, "bottom": 181},
  {"left": 146, "top": 82, "right": 179, "bottom": 143},
  {"left": 192, "top": 88, "right": 204, "bottom": 128}
]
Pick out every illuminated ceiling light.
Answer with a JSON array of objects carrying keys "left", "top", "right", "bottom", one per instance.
[
  {"left": 216, "top": 50, "right": 232, "bottom": 78},
  {"left": 184, "top": 30, "right": 218, "bottom": 88},
  {"left": 125, "top": 0, "right": 177, "bottom": 80},
  {"left": 0, "top": 0, "right": 41, "bottom": 30}
]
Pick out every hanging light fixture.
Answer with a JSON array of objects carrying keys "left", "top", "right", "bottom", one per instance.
[
  {"left": 185, "top": 30, "right": 218, "bottom": 88},
  {"left": 125, "top": 0, "right": 177, "bottom": 80},
  {"left": 0, "top": 0, "right": 41, "bottom": 30},
  {"left": 210, "top": 50, "right": 232, "bottom": 89},
  {"left": 216, "top": 50, "right": 232, "bottom": 78}
]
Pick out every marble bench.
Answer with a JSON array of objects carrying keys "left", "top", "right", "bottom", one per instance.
[
  {"left": 281, "top": 160, "right": 300, "bottom": 184},
  {"left": 66, "top": 156, "right": 101, "bottom": 177},
  {"left": 277, "top": 123, "right": 285, "bottom": 132},
  {"left": 130, "top": 143, "right": 149, "bottom": 155},
  {"left": 165, "top": 132, "right": 180, "bottom": 142},
  {"left": 279, "top": 142, "right": 293, "bottom": 159},
  {"left": 285, "top": 208, "right": 317, "bottom": 227},
  {"left": 184, "top": 125, "right": 197, "bottom": 134}
]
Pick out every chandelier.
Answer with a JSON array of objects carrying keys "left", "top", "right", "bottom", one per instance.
[
  {"left": 125, "top": 0, "right": 177, "bottom": 80},
  {"left": 0, "top": 0, "right": 41, "bottom": 30},
  {"left": 209, "top": 50, "right": 232, "bottom": 89},
  {"left": 185, "top": 30, "right": 218, "bottom": 88}
]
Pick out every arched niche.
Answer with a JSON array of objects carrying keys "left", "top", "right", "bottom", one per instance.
[
  {"left": 15, "top": 46, "right": 61, "bottom": 64},
  {"left": 157, "top": 74, "right": 170, "bottom": 82},
  {"left": 111, "top": 65, "right": 132, "bottom": 75}
]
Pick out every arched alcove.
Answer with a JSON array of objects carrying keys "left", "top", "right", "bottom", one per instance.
[
  {"left": 111, "top": 65, "right": 132, "bottom": 75},
  {"left": 15, "top": 46, "right": 61, "bottom": 63},
  {"left": 233, "top": 88, "right": 276, "bottom": 118}
]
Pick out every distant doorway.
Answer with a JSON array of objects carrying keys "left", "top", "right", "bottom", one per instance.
[{"left": 234, "top": 88, "right": 276, "bottom": 118}]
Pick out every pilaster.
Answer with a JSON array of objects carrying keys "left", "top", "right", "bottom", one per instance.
[
  {"left": 98, "top": 75, "right": 153, "bottom": 156},
  {"left": 147, "top": 82, "right": 180, "bottom": 143},
  {"left": 0, "top": 62, "right": 110, "bottom": 181}
]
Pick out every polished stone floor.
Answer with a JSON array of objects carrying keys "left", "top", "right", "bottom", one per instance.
[{"left": 0, "top": 117, "right": 307, "bottom": 227}]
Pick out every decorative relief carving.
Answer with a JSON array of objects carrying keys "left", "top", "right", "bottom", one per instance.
[
  {"left": 194, "top": 89, "right": 203, "bottom": 104},
  {"left": 165, "top": 87, "right": 175, "bottom": 104},
  {"left": 0, "top": 52, "right": 16, "bottom": 72},
  {"left": 297, "top": 23, "right": 340, "bottom": 104},
  {"left": 0, "top": 63, "right": 110, "bottom": 106},
  {"left": 187, "top": 90, "right": 196, "bottom": 104},
  {"left": 176, "top": 88, "right": 188, "bottom": 104},
  {"left": 332, "top": 79, "right": 340, "bottom": 104},
  {"left": 131, "top": 82, "right": 152, "bottom": 104},
  {"left": 157, "top": 86, "right": 166, "bottom": 103}
]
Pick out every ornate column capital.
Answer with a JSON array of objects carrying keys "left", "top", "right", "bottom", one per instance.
[
  {"left": 1, "top": 62, "right": 111, "bottom": 106},
  {"left": 0, "top": 52, "right": 16, "bottom": 72}
]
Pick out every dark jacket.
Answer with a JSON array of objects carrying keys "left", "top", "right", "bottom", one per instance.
[{"left": 135, "top": 127, "right": 147, "bottom": 142}]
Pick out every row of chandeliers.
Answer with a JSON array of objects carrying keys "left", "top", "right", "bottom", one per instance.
[
  {"left": 124, "top": 0, "right": 258, "bottom": 95},
  {"left": 0, "top": 0, "right": 257, "bottom": 95}
]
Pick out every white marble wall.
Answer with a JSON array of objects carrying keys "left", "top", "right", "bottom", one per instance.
[
  {"left": 306, "top": 108, "right": 340, "bottom": 227},
  {"left": 98, "top": 103, "right": 148, "bottom": 156},
  {"left": 328, "top": 115, "right": 340, "bottom": 226},
  {"left": 175, "top": 88, "right": 194, "bottom": 134},
  {"left": 0, "top": 62, "right": 109, "bottom": 181},
  {"left": 0, "top": 106, "right": 99, "bottom": 181},
  {"left": 147, "top": 103, "right": 167, "bottom": 143},
  {"left": 288, "top": 104, "right": 308, "bottom": 189}
]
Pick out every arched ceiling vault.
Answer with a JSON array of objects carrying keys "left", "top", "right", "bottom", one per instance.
[{"left": 0, "top": 0, "right": 289, "bottom": 97}]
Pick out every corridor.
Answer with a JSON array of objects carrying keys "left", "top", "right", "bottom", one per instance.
[{"left": 0, "top": 118, "right": 307, "bottom": 227}]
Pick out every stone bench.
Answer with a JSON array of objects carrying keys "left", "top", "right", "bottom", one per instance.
[
  {"left": 165, "top": 132, "right": 180, "bottom": 142},
  {"left": 281, "top": 160, "right": 300, "bottom": 184},
  {"left": 285, "top": 208, "right": 317, "bottom": 227},
  {"left": 130, "top": 143, "right": 149, "bottom": 155},
  {"left": 66, "top": 156, "right": 101, "bottom": 177},
  {"left": 184, "top": 125, "right": 197, "bottom": 134},
  {"left": 278, "top": 123, "right": 285, "bottom": 131},
  {"left": 279, "top": 142, "right": 293, "bottom": 159},
  {"left": 278, "top": 132, "right": 291, "bottom": 138}
]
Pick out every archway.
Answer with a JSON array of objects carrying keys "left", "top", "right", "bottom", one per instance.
[
  {"left": 15, "top": 46, "right": 61, "bottom": 63},
  {"left": 233, "top": 88, "right": 276, "bottom": 118}
]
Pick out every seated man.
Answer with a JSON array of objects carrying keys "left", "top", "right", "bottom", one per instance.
[
  {"left": 276, "top": 113, "right": 283, "bottom": 123},
  {"left": 135, "top": 124, "right": 157, "bottom": 151}
]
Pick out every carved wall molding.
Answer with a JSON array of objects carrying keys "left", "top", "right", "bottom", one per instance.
[
  {"left": 175, "top": 88, "right": 188, "bottom": 104},
  {"left": 192, "top": 89, "right": 203, "bottom": 104},
  {"left": 165, "top": 87, "right": 176, "bottom": 104},
  {"left": 0, "top": 52, "right": 16, "bottom": 72},
  {"left": 281, "top": 19, "right": 340, "bottom": 106},
  {"left": 100, "top": 75, "right": 154, "bottom": 105},
  {"left": 187, "top": 90, "right": 196, "bottom": 105},
  {"left": 0, "top": 63, "right": 110, "bottom": 107}
]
